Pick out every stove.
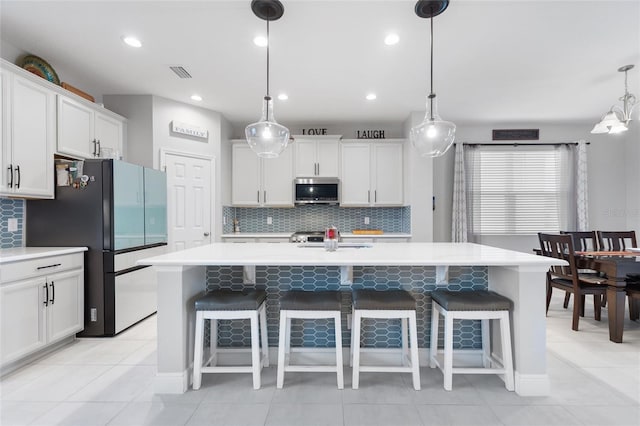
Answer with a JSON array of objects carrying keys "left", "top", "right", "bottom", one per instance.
[{"left": 289, "top": 231, "right": 325, "bottom": 243}]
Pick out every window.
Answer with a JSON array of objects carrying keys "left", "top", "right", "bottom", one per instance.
[{"left": 465, "top": 145, "right": 573, "bottom": 235}]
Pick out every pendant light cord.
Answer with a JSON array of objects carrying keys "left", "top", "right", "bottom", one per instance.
[
  {"left": 266, "top": 19, "right": 270, "bottom": 98},
  {"left": 428, "top": 11, "right": 435, "bottom": 120}
]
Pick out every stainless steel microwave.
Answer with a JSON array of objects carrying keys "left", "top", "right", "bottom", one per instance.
[{"left": 294, "top": 177, "right": 340, "bottom": 205}]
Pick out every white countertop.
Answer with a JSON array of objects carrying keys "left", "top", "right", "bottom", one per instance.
[
  {"left": 221, "top": 232, "right": 412, "bottom": 239},
  {"left": 0, "top": 246, "right": 88, "bottom": 263},
  {"left": 138, "top": 242, "right": 564, "bottom": 267},
  {"left": 221, "top": 233, "right": 291, "bottom": 238}
]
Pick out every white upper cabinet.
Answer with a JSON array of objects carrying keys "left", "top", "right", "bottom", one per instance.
[
  {"left": 57, "top": 95, "right": 124, "bottom": 159},
  {"left": 340, "top": 140, "right": 404, "bottom": 207},
  {"left": 231, "top": 141, "right": 294, "bottom": 207},
  {"left": 0, "top": 65, "right": 55, "bottom": 199},
  {"left": 293, "top": 136, "right": 340, "bottom": 177}
]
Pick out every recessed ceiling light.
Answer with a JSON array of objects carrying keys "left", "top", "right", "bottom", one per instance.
[
  {"left": 191, "top": 94, "right": 203, "bottom": 101},
  {"left": 366, "top": 93, "right": 377, "bottom": 101},
  {"left": 122, "top": 36, "right": 142, "bottom": 48},
  {"left": 253, "top": 36, "right": 268, "bottom": 47},
  {"left": 384, "top": 33, "right": 399, "bottom": 46},
  {"left": 278, "top": 93, "right": 288, "bottom": 100}
]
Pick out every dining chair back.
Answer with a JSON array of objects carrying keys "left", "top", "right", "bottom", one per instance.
[
  {"left": 560, "top": 231, "right": 599, "bottom": 252},
  {"left": 538, "top": 233, "right": 606, "bottom": 331},
  {"left": 597, "top": 231, "right": 638, "bottom": 251}
]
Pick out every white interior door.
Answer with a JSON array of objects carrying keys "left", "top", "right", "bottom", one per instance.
[{"left": 162, "top": 150, "right": 214, "bottom": 252}]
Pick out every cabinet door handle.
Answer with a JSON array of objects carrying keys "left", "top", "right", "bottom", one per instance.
[
  {"left": 92, "top": 139, "right": 97, "bottom": 156},
  {"left": 368, "top": 190, "right": 370, "bottom": 203},
  {"left": 14, "top": 165, "right": 20, "bottom": 189},
  {"left": 37, "top": 263, "right": 62, "bottom": 270},
  {"left": 204, "top": 232, "right": 210, "bottom": 237},
  {"left": 317, "top": 163, "right": 320, "bottom": 175},
  {"left": 97, "top": 140, "right": 101, "bottom": 157},
  {"left": 43, "top": 283, "right": 49, "bottom": 307},
  {"left": 264, "top": 191, "right": 267, "bottom": 204},
  {"left": 50, "top": 281, "right": 55, "bottom": 305},
  {"left": 7, "top": 164, "right": 13, "bottom": 188},
  {"left": 375, "top": 190, "right": 377, "bottom": 203}
]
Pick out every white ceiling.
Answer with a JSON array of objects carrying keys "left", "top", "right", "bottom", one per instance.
[{"left": 1, "top": 0, "right": 639, "bottom": 129}]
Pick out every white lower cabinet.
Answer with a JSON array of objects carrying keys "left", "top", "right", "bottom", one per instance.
[{"left": 0, "top": 252, "right": 84, "bottom": 367}]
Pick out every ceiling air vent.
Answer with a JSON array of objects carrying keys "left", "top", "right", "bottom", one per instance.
[{"left": 169, "top": 66, "right": 192, "bottom": 79}]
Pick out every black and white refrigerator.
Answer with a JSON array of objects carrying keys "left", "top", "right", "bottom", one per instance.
[{"left": 26, "top": 159, "right": 168, "bottom": 336}]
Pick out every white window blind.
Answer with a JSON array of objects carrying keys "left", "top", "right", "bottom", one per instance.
[{"left": 466, "top": 145, "right": 572, "bottom": 235}]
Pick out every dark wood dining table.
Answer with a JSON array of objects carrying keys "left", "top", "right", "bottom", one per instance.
[{"left": 575, "top": 251, "right": 640, "bottom": 343}]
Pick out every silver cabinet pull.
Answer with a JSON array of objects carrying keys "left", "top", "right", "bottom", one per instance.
[
  {"left": 37, "top": 263, "right": 62, "bottom": 270},
  {"left": 14, "top": 165, "right": 20, "bottom": 189},
  {"left": 264, "top": 191, "right": 267, "bottom": 204},
  {"left": 43, "top": 283, "right": 49, "bottom": 307},
  {"left": 50, "top": 281, "right": 55, "bottom": 305},
  {"left": 375, "top": 190, "right": 377, "bottom": 203},
  {"left": 257, "top": 190, "right": 260, "bottom": 203},
  {"left": 368, "top": 190, "right": 370, "bottom": 203}
]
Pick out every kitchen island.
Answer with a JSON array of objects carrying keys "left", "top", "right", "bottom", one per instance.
[{"left": 139, "top": 242, "right": 565, "bottom": 396}]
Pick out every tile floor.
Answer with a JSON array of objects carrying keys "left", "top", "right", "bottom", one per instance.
[{"left": 1, "top": 292, "right": 639, "bottom": 426}]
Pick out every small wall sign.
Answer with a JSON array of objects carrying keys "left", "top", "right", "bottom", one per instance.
[
  {"left": 171, "top": 121, "right": 209, "bottom": 139},
  {"left": 492, "top": 129, "right": 539, "bottom": 141},
  {"left": 356, "top": 130, "right": 385, "bottom": 139},
  {"left": 301, "top": 128, "right": 328, "bottom": 135}
]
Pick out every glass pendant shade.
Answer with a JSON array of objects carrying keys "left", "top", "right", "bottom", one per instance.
[
  {"left": 245, "top": 96, "right": 290, "bottom": 158},
  {"left": 590, "top": 110, "right": 628, "bottom": 134},
  {"left": 410, "top": 95, "right": 456, "bottom": 157}
]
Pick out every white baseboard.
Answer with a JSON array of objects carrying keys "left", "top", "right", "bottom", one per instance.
[
  {"left": 154, "top": 371, "right": 189, "bottom": 394},
  {"left": 514, "top": 372, "right": 550, "bottom": 396}
]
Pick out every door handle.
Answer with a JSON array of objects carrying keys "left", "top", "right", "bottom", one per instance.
[
  {"left": 264, "top": 190, "right": 266, "bottom": 204},
  {"left": 43, "top": 283, "right": 49, "bottom": 307},
  {"left": 7, "top": 164, "right": 13, "bottom": 188},
  {"left": 96, "top": 140, "right": 101, "bottom": 157},
  {"left": 257, "top": 190, "right": 260, "bottom": 203},
  {"left": 375, "top": 190, "right": 377, "bottom": 203},
  {"left": 14, "top": 165, "right": 20, "bottom": 189},
  {"left": 368, "top": 190, "right": 370, "bottom": 203},
  {"left": 50, "top": 281, "right": 55, "bottom": 305},
  {"left": 204, "top": 232, "right": 210, "bottom": 237},
  {"left": 92, "top": 139, "right": 97, "bottom": 156}
]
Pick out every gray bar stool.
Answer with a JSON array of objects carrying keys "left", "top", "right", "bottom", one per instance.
[
  {"left": 277, "top": 290, "right": 344, "bottom": 389},
  {"left": 193, "top": 289, "right": 269, "bottom": 390},
  {"left": 350, "top": 289, "right": 420, "bottom": 390},
  {"left": 429, "top": 289, "right": 514, "bottom": 391}
]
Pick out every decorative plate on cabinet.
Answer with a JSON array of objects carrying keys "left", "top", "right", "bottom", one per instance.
[{"left": 18, "top": 54, "right": 60, "bottom": 85}]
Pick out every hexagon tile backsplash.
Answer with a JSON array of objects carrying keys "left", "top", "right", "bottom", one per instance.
[
  {"left": 0, "top": 198, "right": 24, "bottom": 248},
  {"left": 206, "top": 265, "right": 487, "bottom": 349}
]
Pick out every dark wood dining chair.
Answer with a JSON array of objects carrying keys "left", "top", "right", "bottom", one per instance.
[
  {"left": 558, "top": 231, "right": 600, "bottom": 309},
  {"left": 538, "top": 233, "right": 607, "bottom": 331},
  {"left": 597, "top": 231, "right": 638, "bottom": 251}
]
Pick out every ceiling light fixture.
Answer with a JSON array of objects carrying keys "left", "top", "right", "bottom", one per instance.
[
  {"left": 253, "top": 36, "right": 268, "bottom": 47},
  {"left": 122, "top": 36, "right": 142, "bottom": 48},
  {"left": 366, "top": 93, "right": 377, "bottom": 101},
  {"left": 591, "top": 65, "right": 637, "bottom": 134},
  {"left": 410, "top": 0, "right": 455, "bottom": 158},
  {"left": 245, "top": 0, "right": 290, "bottom": 158},
  {"left": 191, "top": 94, "right": 203, "bottom": 101},
  {"left": 384, "top": 33, "right": 400, "bottom": 46}
]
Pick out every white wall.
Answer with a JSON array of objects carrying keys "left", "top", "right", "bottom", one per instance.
[
  {"left": 103, "top": 95, "right": 153, "bottom": 167},
  {"left": 625, "top": 125, "right": 640, "bottom": 231},
  {"left": 403, "top": 112, "right": 434, "bottom": 242},
  {"left": 432, "top": 122, "right": 630, "bottom": 252}
]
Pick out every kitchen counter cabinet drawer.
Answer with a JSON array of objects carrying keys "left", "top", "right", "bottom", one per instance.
[{"left": 1, "top": 253, "right": 84, "bottom": 284}]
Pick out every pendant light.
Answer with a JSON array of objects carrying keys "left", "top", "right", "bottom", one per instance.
[
  {"left": 245, "top": 0, "right": 290, "bottom": 158},
  {"left": 410, "top": 0, "right": 456, "bottom": 158},
  {"left": 591, "top": 65, "right": 637, "bottom": 134}
]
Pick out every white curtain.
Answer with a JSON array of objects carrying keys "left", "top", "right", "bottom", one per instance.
[
  {"left": 575, "top": 140, "right": 589, "bottom": 231},
  {"left": 451, "top": 142, "right": 468, "bottom": 242}
]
